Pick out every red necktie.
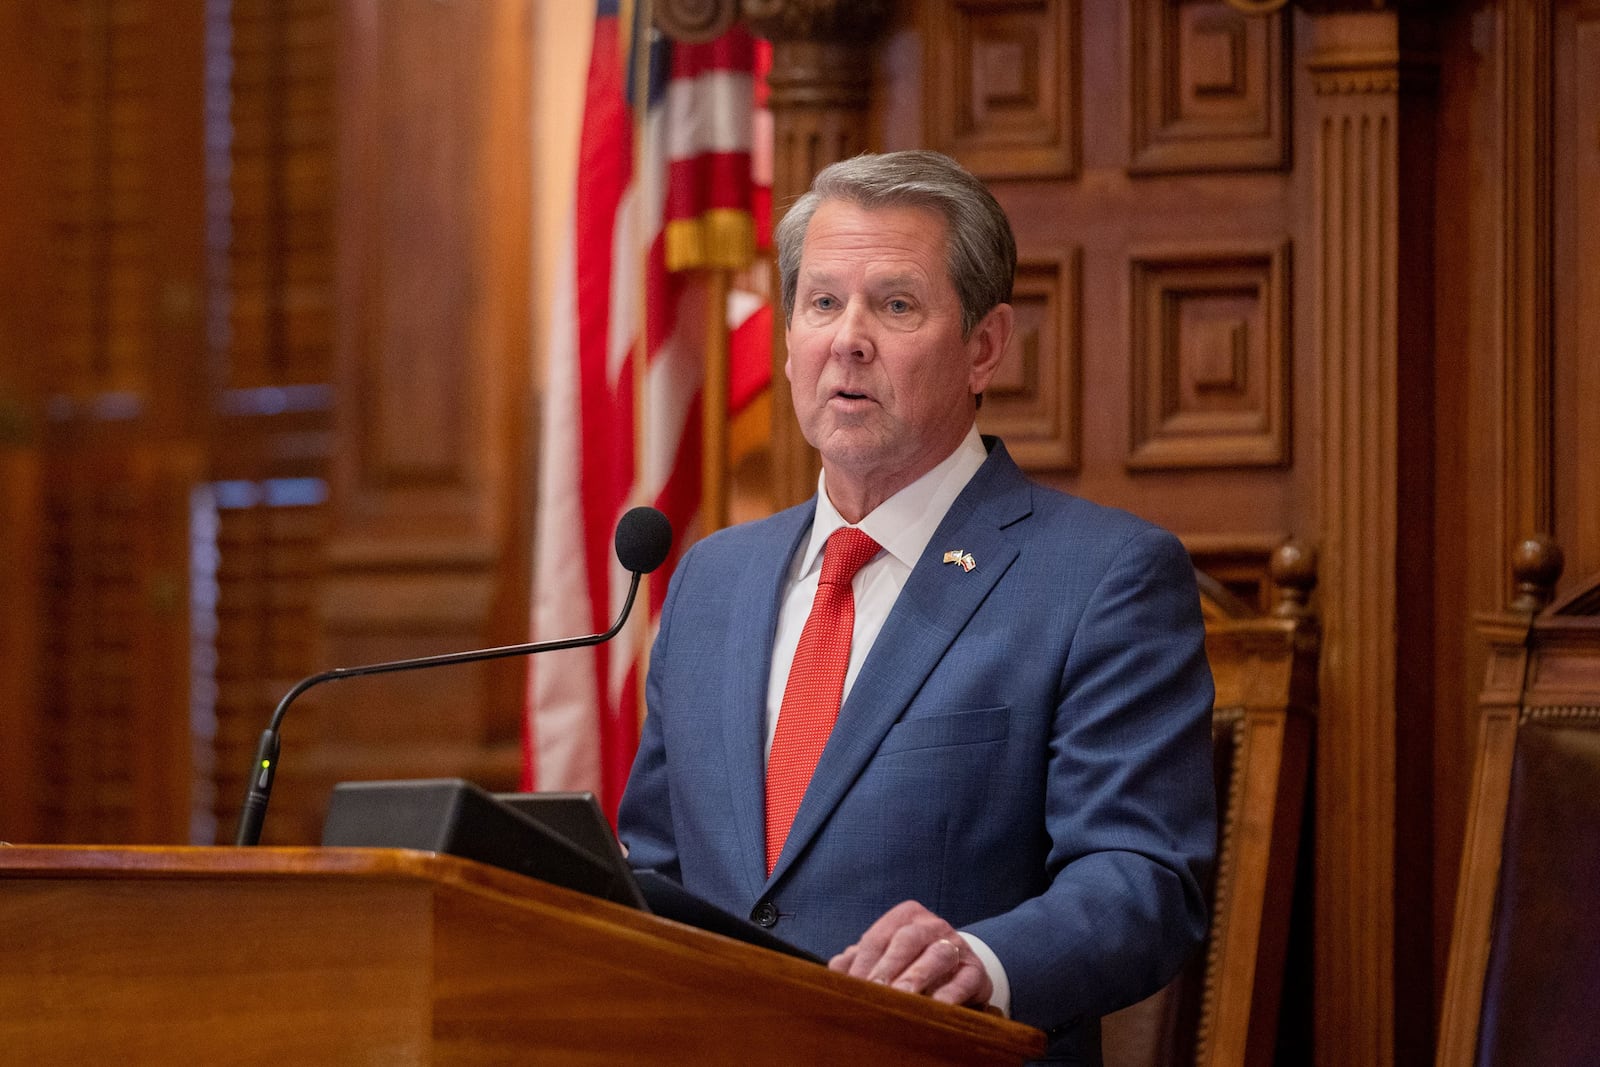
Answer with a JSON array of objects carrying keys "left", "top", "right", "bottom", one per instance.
[{"left": 765, "top": 526, "right": 882, "bottom": 875}]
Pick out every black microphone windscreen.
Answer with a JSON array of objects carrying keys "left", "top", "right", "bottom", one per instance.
[{"left": 614, "top": 506, "right": 673, "bottom": 574}]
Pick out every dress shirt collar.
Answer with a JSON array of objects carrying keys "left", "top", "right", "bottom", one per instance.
[{"left": 796, "top": 424, "right": 989, "bottom": 579}]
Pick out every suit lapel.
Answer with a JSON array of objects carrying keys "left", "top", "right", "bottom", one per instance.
[
  {"left": 765, "top": 442, "right": 1035, "bottom": 885},
  {"left": 721, "top": 502, "right": 814, "bottom": 897}
]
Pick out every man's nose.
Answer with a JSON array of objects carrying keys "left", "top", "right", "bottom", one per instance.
[{"left": 829, "top": 301, "right": 875, "bottom": 362}]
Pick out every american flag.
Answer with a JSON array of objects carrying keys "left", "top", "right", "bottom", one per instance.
[{"left": 525, "top": 0, "right": 770, "bottom": 820}]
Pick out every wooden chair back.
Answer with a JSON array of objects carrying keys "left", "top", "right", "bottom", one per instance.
[
  {"left": 1102, "top": 542, "right": 1317, "bottom": 1067},
  {"left": 1438, "top": 539, "right": 1600, "bottom": 1067}
]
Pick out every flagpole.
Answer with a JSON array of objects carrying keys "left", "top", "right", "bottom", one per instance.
[
  {"left": 628, "top": 0, "right": 649, "bottom": 508},
  {"left": 702, "top": 267, "right": 731, "bottom": 532},
  {"left": 629, "top": 0, "right": 653, "bottom": 728}
]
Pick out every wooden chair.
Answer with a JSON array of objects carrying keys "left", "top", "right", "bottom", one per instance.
[
  {"left": 1102, "top": 542, "right": 1318, "bottom": 1067},
  {"left": 1437, "top": 538, "right": 1600, "bottom": 1067}
]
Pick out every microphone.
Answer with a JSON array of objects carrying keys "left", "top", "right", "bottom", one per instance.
[{"left": 233, "top": 505, "right": 673, "bottom": 846}]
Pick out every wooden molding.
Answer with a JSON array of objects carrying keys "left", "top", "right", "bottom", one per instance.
[
  {"left": 923, "top": 0, "right": 1079, "bottom": 179},
  {"left": 741, "top": 0, "right": 894, "bottom": 42},
  {"left": 1573, "top": 14, "right": 1600, "bottom": 577},
  {"left": 331, "top": 0, "right": 519, "bottom": 550},
  {"left": 1494, "top": 0, "right": 1555, "bottom": 607},
  {"left": 0, "top": 449, "right": 44, "bottom": 841},
  {"left": 1129, "top": 0, "right": 1288, "bottom": 174},
  {"left": 1127, "top": 243, "right": 1291, "bottom": 470},
  {"left": 655, "top": 0, "right": 740, "bottom": 42},
  {"left": 977, "top": 248, "right": 1081, "bottom": 473}
]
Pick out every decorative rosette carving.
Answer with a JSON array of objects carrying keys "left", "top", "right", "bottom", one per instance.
[
  {"left": 739, "top": 0, "right": 891, "bottom": 43},
  {"left": 654, "top": 0, "right": 739, "bottom": 43}
]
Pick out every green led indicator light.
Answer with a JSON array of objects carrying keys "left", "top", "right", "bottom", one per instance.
[{"left": 261, "top": 759, "right": 271, "bottom": 770}]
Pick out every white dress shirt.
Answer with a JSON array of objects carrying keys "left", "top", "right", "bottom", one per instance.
[{"left": 763, "top": 424, "right": 1012, "bottom": 1015}]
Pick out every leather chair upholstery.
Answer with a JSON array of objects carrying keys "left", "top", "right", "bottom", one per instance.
[
  {"left": 1472, "top": 716, "right": 1600, "bottom": 1066},
  {"left": 1438, "top": 538, "right": 1600, "bottom": 1067}
]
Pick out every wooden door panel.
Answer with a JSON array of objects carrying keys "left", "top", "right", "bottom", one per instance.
[{"left": 889, "top": 0, "right": 1302, "bottom": 586}]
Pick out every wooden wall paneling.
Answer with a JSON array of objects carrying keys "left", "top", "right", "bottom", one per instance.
[
  {"left": 479, "top": 0, "right": 536, "bottom": 748},
  {"left": 481, "top": 0, "right": 533, "bottom": 738},
  {"left": 1495, "top": 0, "right": 1555, "bottom": 600},
  {"left": 745, "top": 3, "right": 892, "bottom": 510},
  {"left": 128, "top": 445, "right": 204, "bottom": 843},
  {"left": 205, "top": 483, "right": 329, "bottom": 844},
  {"left": 1126, "top": 241, "right": 1290, "bottom": 469},
  {"left": 50, "top": 2, "right": 141, "bottom": 403},
  {"left": 45, "top": 1, "right": 209, "bottom": 428},
  {"left": 117, "top": 0, "right": 208, "bottom": 843},
  {"left": 1429, "top": 0, "right": 1559, "bottom": 1021},
  {"left": 16, "top": 1, "right": 208, "bottom": 845},
  {"left": 0, "top": 0, "right": 52, "bottom": 844},
  {"left": 51, "top": 2, "right": 145, "bottom": 402},
  {"left": 977, "top": 248, "right": 1081, "bottom": 471},
  {"left": 887, "top": 1, "right": 1306, "bottom": 539},
  {"left": 227, "top": 0, "right": 338, "bottom": 393},
  {"left": 1426, "top": 4, "right": 1483, "bottom": 1016},
  {"left": 0, "top": 451, "right": 45, "bottom": 842},
  {"left": 0, "top": 0, "right": 51, "bottom": 420},
  {"left": 332, "top": 0, "right": 529, "bottom": 536},
  {"left": 1305, "top": 12, "right": 1439, "bottom": 1066},
  {"left": 38, "top": 455, "right": 141, "bottom": 842},
  {"left": 202, "top": 0, "right": 345, "bottom": 843},
  {"left": 290, "top": 0, "right": 532, "bottom": 845},
  {"left": 923, "top": 0, "right": 1079, "bottom": 179},
  {"left": 1556, "top": 4, "right": 1600, "bottom": 581},
  {"left": 1129, "top": 0, "right": 1288, "bottom": 174},
  {"left": 34, "top": 444, "right": 198, "bottom": 845},
  {"left": 333, "top": 0, "right": 500, "bottom": 546},
  {"left": 144, "top": 5, "right": 210, "bottom": 439}
]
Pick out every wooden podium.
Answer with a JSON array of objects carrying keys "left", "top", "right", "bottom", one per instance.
[{"left": 0, "top": 846, "right": 1044, "bottom": 1064}]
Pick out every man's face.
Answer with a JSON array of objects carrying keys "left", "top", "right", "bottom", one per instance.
[{"left": 784, "top": 200, "right": 1010, "bottom": 504}]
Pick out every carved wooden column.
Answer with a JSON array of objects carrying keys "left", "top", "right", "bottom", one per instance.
[
  {"left": 1495, "top": 0, "right": 1555, "bottom": 583},
  {"left": 740, "top": 0, "right": 891, "bottom": 508},
  {"left": 1303, "top": 8, "right": 1439, "bottom": 1065}
]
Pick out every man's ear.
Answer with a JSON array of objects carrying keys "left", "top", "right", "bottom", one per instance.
[{"left": 967, "top": 303, "right": 1014, "bottom": 396}]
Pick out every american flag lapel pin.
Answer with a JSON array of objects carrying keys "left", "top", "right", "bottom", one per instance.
[{"left": 942, "top": 549, "right": 976, "bottom": 573}]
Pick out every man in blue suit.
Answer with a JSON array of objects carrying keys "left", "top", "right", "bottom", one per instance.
[{"left": 618, "top": 150, "right": 1215, "bottom": 1063}]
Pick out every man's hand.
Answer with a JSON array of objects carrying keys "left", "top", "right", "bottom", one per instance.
[{"left": 828, "top": 900, "right": 994, "bottom": 1008}]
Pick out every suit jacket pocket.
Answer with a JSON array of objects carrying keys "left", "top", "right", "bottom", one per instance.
[{"left": 876, "top": 706, "right": 1010, "bottom": 755}]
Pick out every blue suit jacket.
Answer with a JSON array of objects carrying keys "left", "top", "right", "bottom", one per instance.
[{"left": 619, "top": 439, "right": 1215, "bottom": 1061}]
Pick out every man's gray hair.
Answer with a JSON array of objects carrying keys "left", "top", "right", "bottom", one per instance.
[{"left": 774, "top": 150, "right": 1017, "bottom": 337}]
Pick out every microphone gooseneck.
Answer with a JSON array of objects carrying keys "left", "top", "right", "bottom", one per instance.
[{"left": 233, "top": 506, "right": 674, "bottom": 846}]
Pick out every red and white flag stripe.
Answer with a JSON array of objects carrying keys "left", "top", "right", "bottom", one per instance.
[{"left": 525, "top": 3, "right": 770, "bottom": 820}]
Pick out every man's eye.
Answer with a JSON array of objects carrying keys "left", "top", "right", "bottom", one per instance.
[
  {"left": 887, "top": 299, "right": 911, "bottom": 314},
  {"left": 813, "top": 295, "right": 837, "bottom": 310}
]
